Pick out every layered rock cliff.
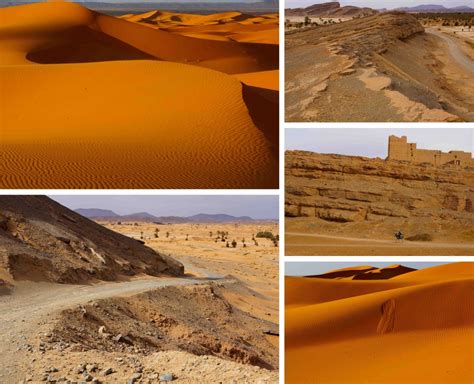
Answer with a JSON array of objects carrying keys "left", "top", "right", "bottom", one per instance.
[
  {"left": 287, "top": 12, "right": 424, "bottom": 61},
  {"left": 0, "top": 196, "right": 184, "bottom": 283},
  {"left": 286, "top": 151, "right": 474, "bottom": 225}
]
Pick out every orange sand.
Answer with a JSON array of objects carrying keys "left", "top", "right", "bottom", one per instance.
[
  {"left": 0, "top": 3, "right": 279, "bottom": 188},
  {"left": 286, "top": 262, "right": 474, "bottom": 383}
]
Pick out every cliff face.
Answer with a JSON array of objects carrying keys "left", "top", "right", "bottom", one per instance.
[
  {"left": 285, "top": 151, "right": 474, "bottom": 224},
  {"left": 286, "top": 12, "right": 424, "bottom": 61},
  {"left": 0, "top": 196, "right": 184, "bottom": 283}
]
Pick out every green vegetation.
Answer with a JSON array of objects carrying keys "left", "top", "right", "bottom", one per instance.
[
  {"left": 256, "top": 231, "right": 275, "bottom": 240},
  {"left": 414, "top": 13, "right": 474, "bottom": 27}
]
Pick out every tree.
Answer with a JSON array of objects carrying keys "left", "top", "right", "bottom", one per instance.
[
  {"left": 231, "top": 240, "right": 237, "bottom": 248},
  {"left": 304, "top": 16, "right": 311, "bottom": 26}
]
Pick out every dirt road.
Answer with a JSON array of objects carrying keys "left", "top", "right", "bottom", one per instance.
[
  {"left": 0, "top": 275, "right": 231, "bottom": 382},
  {"left": 286, "top": 232, "right": 474, "bottom": 256},
  {"left": 427, "top": 28, "right": 474, "bottom": 74}
]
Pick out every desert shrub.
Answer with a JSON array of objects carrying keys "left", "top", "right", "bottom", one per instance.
[
  {"left": 256, "top": 231, "right": 275, "bottom": 240},
  {"left": 406, "top": 233, "right": 433, "bottom": 242}
]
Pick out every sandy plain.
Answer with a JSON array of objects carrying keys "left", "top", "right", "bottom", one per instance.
[
  {"left": 101, "top": 220, "right": 280, "bottom": 324},
  {"left": 286, "top": 262, "right": 474, "bottom": 383},
  {"left": 0, "top": 2, "right": 279, "bottom": 188}
]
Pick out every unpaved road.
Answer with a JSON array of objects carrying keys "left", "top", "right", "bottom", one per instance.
[
  {"left": 0, "top": 275, "right": 231, "bottom": 381},
  {"left": 286, "top": 232, "right": 474, "bottom": 256},
  {"left": 427, "top": 28, "right": 474, "bottom": 74}
]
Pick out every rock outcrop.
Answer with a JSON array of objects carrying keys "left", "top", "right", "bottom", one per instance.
[
  {"left": 287, "top": 12, "right": 424, "bottom": 62},
  {"left": 0, "top": 196, "right": 184, "bottom": 283},
  {"left": 286, "top": 2, "right": 377, "bottom": 18},
  {"left": 286, "top": 150, "right": 474, "bottom": 224}
]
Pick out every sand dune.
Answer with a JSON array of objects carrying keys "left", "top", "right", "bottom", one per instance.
[
  {"left": 286, "top": 263, "right": 474, "bottom": 383},
  {"left": 120, "top": 10, "right": 279, "bottom": 45},
  {"left": 0, "top": 2, "right": 279, "bottom": 188}
]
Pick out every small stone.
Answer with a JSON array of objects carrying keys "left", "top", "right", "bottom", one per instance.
[{"left": 159, "top": 373, "right": 174, "bottom": 382}]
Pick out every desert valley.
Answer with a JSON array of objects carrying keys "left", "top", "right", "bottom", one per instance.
[
  {"left": 285, "top": 130, "right": 474, "bottom": 256},
  {"left": 286, "top": 262, "right": 474, "bottom": 383},
  {"left": 0, "top": 1, "right": 279, "bottom": 188},
  {"left": 0, "top": 196, "right": 279, "bottom": 383},
  {"left": 285, "top": 1, "right": 474, "bottom": 121}
]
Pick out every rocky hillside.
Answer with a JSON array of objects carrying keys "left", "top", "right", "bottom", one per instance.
[
  {"left": 286, "top": 150, "right": 474, "bottom": 225},
  {"left": 0, "top": 196, "right": 184, "bottom": 283},
  {"left": 286, "top": 1, "right": 377, "bottom": 17},
  {"left": 287, "top": 11, "right": 424, "bottom": 62}
]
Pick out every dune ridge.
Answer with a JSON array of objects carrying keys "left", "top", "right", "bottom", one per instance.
[
  {"left": 286, "top": 263, "right": 474, "bottom": 383},
  {"left": 0, "top": 2, "right": 279, "bottom": 189}
]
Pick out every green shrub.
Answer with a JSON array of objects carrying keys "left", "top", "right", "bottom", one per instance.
[{"left": 256, "top": 231, "right": 275, "bottom": 240}]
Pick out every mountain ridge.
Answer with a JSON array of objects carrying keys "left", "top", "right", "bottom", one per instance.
[{"left": 74, "top": 209, "right": 266, "bottom": 223}]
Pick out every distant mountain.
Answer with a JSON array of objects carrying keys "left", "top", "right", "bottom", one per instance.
[
  {"left": 121, "top": 212, "right": 161, "bottom": 221},
  {"left": 395, "top": 4, "right": 474, "bottom": 13},
  {"left": 75, "top": 209, "right": 259, "bottom": 223},
  {"left": 188, "top": 213, "right": 254, "bottom": 223},
  {"left": 75, "top": 208, "right": 119, "bottom": 218}
]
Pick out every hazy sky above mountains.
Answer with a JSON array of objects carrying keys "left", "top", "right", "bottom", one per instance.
[
  {"left": 285, "top": 262, "right": 447, "bottom": 276},
  {"left": 51, "top": 195, "right": 279, "bottom": 219},
  {"left": 286, "top": 0, "right": 472, "bottom": 8},
  {"left": 286, "top": 129, "right": 473, "bottom": 158}
]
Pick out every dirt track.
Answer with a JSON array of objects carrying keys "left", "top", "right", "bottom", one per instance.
[
  {"left": 0, "top": 275, "right": 231, "bottom": 381},
  {"left": 286, "top": 232, "right": 474, "bottom": 256},
  {"left": 427, "top": 28, "right": 474, "bottom": 74}
]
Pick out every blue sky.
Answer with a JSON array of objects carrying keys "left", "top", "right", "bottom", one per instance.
[
  {"left": 285, "top": 262, "right": 449, "bottom": 276},
  {"left": 51, "top": 195, "right": 279, "bottom": 219},
  {"left": 286, "top": 128, "right": 473, "bottom": 158},
  {"left": 286, "top": 1, "right": 472, "bottom": 9}
]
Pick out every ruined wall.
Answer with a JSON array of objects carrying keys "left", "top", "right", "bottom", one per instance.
[{"left": 387, "top": 136, "right": 473, "bottom": 167}]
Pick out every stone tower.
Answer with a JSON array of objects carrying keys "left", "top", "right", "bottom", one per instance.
[{"left": 387, "top": 135, "right": 473, "bottom": 167}]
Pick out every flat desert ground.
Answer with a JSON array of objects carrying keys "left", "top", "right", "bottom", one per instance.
[
  {"left": 286, "top": 263, "right": 474, "bottom": 383},
  {"left": 286, "top": 218, "right": 474, "bottom": 256},
  {"left": 0, "top": 2, "right": 279, "bottom": 188}
]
